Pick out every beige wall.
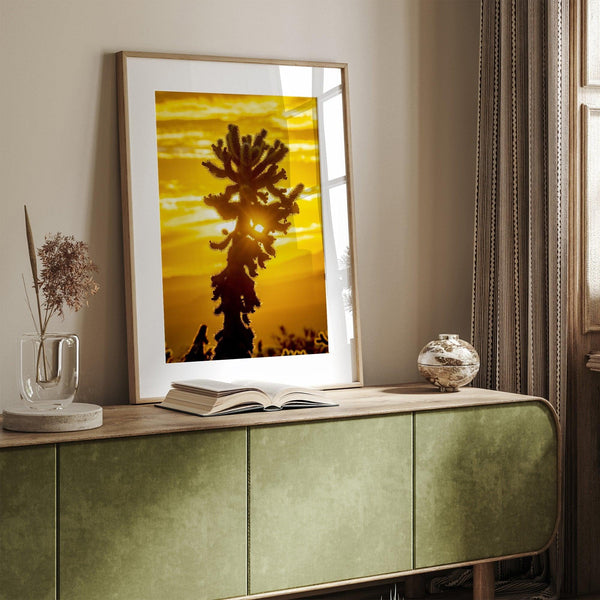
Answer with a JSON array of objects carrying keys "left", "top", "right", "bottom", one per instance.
[{"left": 0, "top": 0, "right": 479, "bottom": 407}]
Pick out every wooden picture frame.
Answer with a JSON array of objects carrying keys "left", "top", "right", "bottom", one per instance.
[{"left": 116, "top": 51, "right": 362, "bottom": 404}]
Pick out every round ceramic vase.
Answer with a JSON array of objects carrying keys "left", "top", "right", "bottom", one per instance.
[{"left": 417, "top": 334, "right": 480, "bottom": 392}]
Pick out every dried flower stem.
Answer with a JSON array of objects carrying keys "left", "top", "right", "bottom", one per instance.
[
  {"left": 24, "top": 206, "right": 44, "bottom": 335},
  {"left": 21, "top": 274, "right": 37, "bottom": 331},
  {"left": 24, "top": 207, "right": 51, "bottom": 380}
]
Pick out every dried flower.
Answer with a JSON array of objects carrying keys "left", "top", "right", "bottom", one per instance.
[
  {"left": 23, "top": 206, "right": 99, "bottom": 336},
  {"left": 38, "top": 234, "right": 99, "bottom": 318}
]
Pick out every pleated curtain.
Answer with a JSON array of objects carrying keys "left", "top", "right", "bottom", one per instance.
[{"left": 470, "top": 0, "right": 568, "bottom": 598}]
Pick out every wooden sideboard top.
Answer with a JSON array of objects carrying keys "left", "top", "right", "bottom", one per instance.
[{"left": 0, "top": 383, "right": 549, "bottom": 449}]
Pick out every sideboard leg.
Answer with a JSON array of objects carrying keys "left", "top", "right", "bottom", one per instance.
[
  {"left": 404, "top": 574, "right": 426, "bottom": 598},
  {"left": 473, "top": 562, "right": 495, "bottom": 600}
]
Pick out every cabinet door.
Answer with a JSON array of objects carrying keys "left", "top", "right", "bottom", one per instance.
[
  {"left": 59, "top": 430, "right": 247, "bottom": 600},
  {"left": 249, "top": 415, "right": 412, "bottom": 594},
  {"left": 414, "top": 402, "right": 558, "bottom": 568},
  {"left": 0, "top": 445, "right": 56, "bottom": 600}
]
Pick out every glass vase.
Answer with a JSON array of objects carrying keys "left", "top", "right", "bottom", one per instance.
[{"left": 19, "top": 333, "right": 79, "bottom": 410}]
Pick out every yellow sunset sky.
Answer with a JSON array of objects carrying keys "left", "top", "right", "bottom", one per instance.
[{"left": 155, "top": 91, "right": 328, "bottom": 360}]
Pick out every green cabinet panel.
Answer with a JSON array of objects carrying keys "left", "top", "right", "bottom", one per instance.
[
  {"left": 414, "top": 402, "right": 558, "bottom": 568},
  {"left": 249, "top": 416, "right": 412, "bottom": 594},
  {"left": 59, "top": 430, "right": 247, "bottom": 600},
  {"left": 0, "top": 445, "right": 55, "bottom": 600}
]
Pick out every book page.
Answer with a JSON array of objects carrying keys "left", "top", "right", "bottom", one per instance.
[
  {"left": 172, "top": 379, "right": 261, "bottom": 396},
  {"left": 233, "top": 380, "right": 318, "bottom": 403},
  {"left": 213, "top": 390, "right": 269, "bottom": 412}
]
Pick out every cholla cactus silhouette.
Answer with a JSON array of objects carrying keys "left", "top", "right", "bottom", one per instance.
[
  {"left": 182, "top": 324, "right": 212, "bottom": 362},
  {"left": 202, "top": 124, "right": 304, "bottom": 359}
]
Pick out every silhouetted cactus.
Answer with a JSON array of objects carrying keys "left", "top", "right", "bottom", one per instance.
[
  {"left": 182, "top": 324, "right": 212, "bottom": 362},
  {"left": 202, "top": 124, "right": 304, "bottom": 360}
]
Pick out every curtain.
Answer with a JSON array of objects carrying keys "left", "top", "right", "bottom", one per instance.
[
  {"left": 433, "top": 0, "right": 569, "bottom": 598},
  {"left": 472, "top": 0, "right": 568, "bottom": 411}
]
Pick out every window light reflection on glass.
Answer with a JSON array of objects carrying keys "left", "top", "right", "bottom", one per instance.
[
  {"left": 323, "top": 94, "right": 346, "bottom": 180},
  {"left": 278, "top": 65, "right": 313, "bottom": 97},
  {"left": 329, "top": 184, "right": 350, "bottom": 264},
  {"left": 329, "top": 185, "right": 354, "bottom": 342},
  {"left": 276, "top": 63, "right": 354, "bottom": 344},
  {"left": 323, "top": 68, "right": 342, "bottom": 93}
]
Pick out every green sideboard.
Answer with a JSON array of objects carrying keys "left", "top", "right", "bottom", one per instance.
[
  {"left": 249, "top": 416, "right": 413, "bottom": 593},
  {"left": 59, "top": 431, "right": 247, "bottom": 600},
  {"left": 0, "top": 384, "right": 560, "bottom": 600},
  {"left": 0, "top": 446, "right": 55, "bottom": 600}
]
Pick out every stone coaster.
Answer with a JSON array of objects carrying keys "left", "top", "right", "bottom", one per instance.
[{"left": 2, "top": 403, "right": 103, "bottom": 433}]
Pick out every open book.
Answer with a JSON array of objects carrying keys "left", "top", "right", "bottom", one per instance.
[{"left": 157, "top": 379, "right": 337, "bottom": 417}]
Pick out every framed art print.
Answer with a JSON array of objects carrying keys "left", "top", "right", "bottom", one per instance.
[{"left": 117, "top": 52, "right": 362, "bottom": 403}]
